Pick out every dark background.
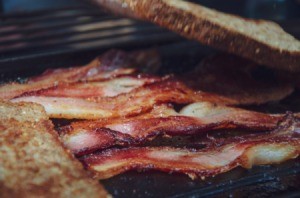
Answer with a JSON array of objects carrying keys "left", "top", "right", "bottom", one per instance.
[{"left": 2, "top": 0, "right": 300, "bottom": 20}]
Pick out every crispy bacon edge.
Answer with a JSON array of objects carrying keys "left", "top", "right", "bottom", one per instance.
[{"left": 80, "top": 115, "right": 300, "bottom": 180}]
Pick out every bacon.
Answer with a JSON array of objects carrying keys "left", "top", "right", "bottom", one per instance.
[
  {"left": 27, "top": 49, "right": 139, "bottom": 83},
  {"left": 81, "top": 115, "right": 300, "bottom": 179},
  {"left": 26, "top": 59, "right": 100, "bottom": 84},
  {"left": 0, "top": 49, "right": 143, "bottom": 100},
  {"left": 0, "top": 57, "right": 99, "bottom": 100},
  {"left": 0, "top": 61, "right": 95, "bottom": 100},
  {"left": 1, "top": 67, "right": 134, "bottom": 100},
  {"left": 60, "top": 102, "right": 284, "bottom": 156},
  {"left": 81, "top": 68, "right": 136, "bottom": 82},
  {"left": 33, "top": 75, "right": 160, "bottom": 98},
  {"left": 181, "top": 54, "right": 294, "bottom": 105},
  {"left": 11, "top": 81, "right": 237, "bottom": 119},
  {"left": 90, "top": 80, "right": 237, "bottom": 105}
]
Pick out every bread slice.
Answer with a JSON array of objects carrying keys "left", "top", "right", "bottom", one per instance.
[
  {"left": 0, "top": 101, "right": 109, "bottom": 198},
  {"left": 93, "top": 0, "right": 300, "bottom": 72}
]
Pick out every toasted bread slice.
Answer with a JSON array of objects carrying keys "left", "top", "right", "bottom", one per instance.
[
  {"left": 93, "top": 0, "right": 300, "bottom": 71},
  {"left": 0, "top": 101, "right": 108, "bottom": 198}
]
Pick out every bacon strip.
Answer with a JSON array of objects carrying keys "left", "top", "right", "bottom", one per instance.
[
  {"left": 0, "top": 50, "right": 142, "bottom": 100},
  {"left": 8, "top": 68, "right": 135, "bottom": 100},
  {"left": 60, "top": 102, "right": 284, "bottom": 156},
  {"left": 81, "top": 116, "right": 300, "bottom": 179},
  {"left": 181, "top": 54, "right": 294, "bottom": 105},
  {"left": 32, "top": 75, "right": 160, "bottom": 98},
  {"left": 12, "top": 81, "right": 237, "bottom": 119},
  {"left": 0, "top": 59, "right": 97, "bottom": 100}
]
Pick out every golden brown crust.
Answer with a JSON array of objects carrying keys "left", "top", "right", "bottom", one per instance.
[
  {"left": 0, "top": 101, "right": 108, "bottom": 198},
  {"left": 122, "top": 0, "right": 300, "bottom": 72}
]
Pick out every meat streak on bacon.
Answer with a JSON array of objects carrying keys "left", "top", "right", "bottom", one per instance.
[
  {"left": 0, "top": 49, "right": 159, "bottom": 100},
  {"left": 11, "top": 81, "right": 237, "bottom": 119},
  {"left": 60, "top": 102, "right": 283, "bottom": 156},
  {"left": 81, "top": 115, "right": 300, "bottom": 179},
  {"left": 32, "top": 75, "right": 160, "bottom": 98}
]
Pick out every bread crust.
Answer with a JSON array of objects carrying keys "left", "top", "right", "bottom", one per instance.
[
  {"left": 122, "top": 0, "right": 300, "bottom": 72},
  {"left": 0, "top": 101, "right": 109, "bottom": 198}
]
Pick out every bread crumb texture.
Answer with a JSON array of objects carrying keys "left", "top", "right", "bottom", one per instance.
[
  {"left": 0, "top": 101, "right": 108, "bottom": 198},
  {"left": 164, "top": 0, "right": 300, "bottom": 51}
]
